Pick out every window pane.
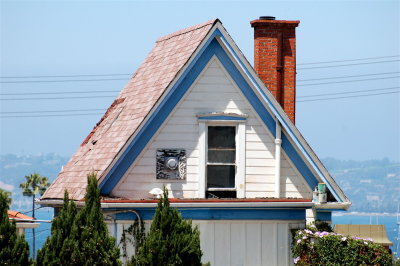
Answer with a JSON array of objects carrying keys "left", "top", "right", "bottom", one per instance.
[
  {"left": 208, "top": 126, "right": 235, "bottom": 148},
  {"left": 207, "top": 165, "right": 235, "bottom": 188},
  {"left": 208, "top": 150, "right": 235, "bottom": 163}
]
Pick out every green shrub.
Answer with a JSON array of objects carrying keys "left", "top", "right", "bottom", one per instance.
[
  {"left": 0, "top": 189, "right": 30, "bottom": 265},
  {"left": 292, "top": 228, "right": 392, "bottom": 265},
  {"left": 130, "top": 187, "right": 203, "bottom": 266}
]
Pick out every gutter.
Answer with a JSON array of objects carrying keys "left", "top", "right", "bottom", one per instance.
[
  {"left": 39, "top": 198, "right": 351, "bottom": 210},
  {"left": 314, "top": 202, "right": 351, "bottom": 211},
  {"left": 100, "top": 201, "right": 315, "bottom": 209}
]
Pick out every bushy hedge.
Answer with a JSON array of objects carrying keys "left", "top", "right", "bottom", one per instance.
[{"left": 292, "top": 228, "right": 392, "bottom": 265}]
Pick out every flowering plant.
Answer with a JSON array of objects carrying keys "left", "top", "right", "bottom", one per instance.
[{"left": 292, "top": 228, "right": 391, "bottom": 265}]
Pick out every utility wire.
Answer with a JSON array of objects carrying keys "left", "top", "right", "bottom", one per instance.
[
  {"left": 297, "top": 91, "right": 400, "bottom": 102},
  {"left": 297, "top": 71, "right": 400, "bottom": 82},
  {"left": 1, "top": 90, "right": 119, "bottom": 96},
  {"left": 298, "top": 59, "right": 400, "bottom": 70},
  {"left": 298, "top": 76, "right": 399, "bottom": 86},
  {"left": 1, "top": 55, "right": 398, "bottom": 79},
  {"left": 0, "top": 78, "right": 127, "bottom": 84},
  {"left": 0, "top": 113, "right": 103, "bottom": 118},
  {"left": 2, "top": 89, "right": 399, "bottom": 118},
  {"left": 298, "top": 87, "right": 400, "bottom": 98},
  {"left": 1, "top": 108, "right": 106, "bottom": 114},
  {"left": 298, "top": 55, "right": 400, "bottom": 65},
  {"left": 0, "top": 95, "right": 116, "bottom": 101},
  {"left": 0, "top": 73, "right": 130, "bottom": 79}
]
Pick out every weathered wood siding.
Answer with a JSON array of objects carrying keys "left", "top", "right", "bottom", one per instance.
[{"left": 112, "top": 58, "right": 311, "bottom": 199}]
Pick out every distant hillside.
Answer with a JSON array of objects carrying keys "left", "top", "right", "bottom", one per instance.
[
  {"left": 1, "top": 154, "right": 399, "bottom": 213},
  {"left": 0, "top": 153, "right": 68, "bottom": 211},
  {"left": 323, "top": 157, "right": 400, "bottom": 213}
]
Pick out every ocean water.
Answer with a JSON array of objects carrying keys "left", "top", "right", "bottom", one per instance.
[
  {"left": 332, "top": 213, "right": 399, "bottom": 256},
  {"left": 25, "top": 210, "right": 400, "bottom": 258}
]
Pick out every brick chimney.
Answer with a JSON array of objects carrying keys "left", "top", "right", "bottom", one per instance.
[{"left": 250, "top": 17, "right": 299, "bottom": 124}]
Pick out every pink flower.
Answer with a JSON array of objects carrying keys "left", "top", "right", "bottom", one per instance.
[
  {"left": 294, "top": 257, "right": 300, "bottom": 264},
  {"left": 341, "top": 237, "right": 347, "bottom": 241},
  {"left": 364, "top": 241, "right": 368, "bottom": 245},
  {"left": 297, "top": 239, "right": 301, "bottom": 244},
  {"left": 302, "top": 236, "right": 307, "bottom": 240}
]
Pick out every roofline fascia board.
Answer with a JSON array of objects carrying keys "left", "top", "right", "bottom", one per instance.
[{"left": 214, "top": 24, "right": 347, "bottom": 202}]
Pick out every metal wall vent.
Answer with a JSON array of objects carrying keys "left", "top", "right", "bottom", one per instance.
[{"left": 156, "top": 149, "right": 186, "bottom": 179}]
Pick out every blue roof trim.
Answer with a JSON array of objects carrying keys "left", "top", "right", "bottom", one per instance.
[
  {"left": 111, "top": 207, "right": 306, "bottom": 220},
  {"left": 212, "top": 40, "right": 319, "bottom": 191},
  {"left": 99, "top": 32, "right": 219, "bottom": 194},
  {"left": 198, "top": 115, "right": 246, "bottom": 121},
  {"left": 216, "top": 30, "right": 342, "bottom": 202},
  {"left": 100, "top": 27, "right": 338, "bottom": 201}
]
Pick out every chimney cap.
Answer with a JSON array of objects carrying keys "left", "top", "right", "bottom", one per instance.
[{"left": 259, "top": 16, "right": 276, "bottom": 20}]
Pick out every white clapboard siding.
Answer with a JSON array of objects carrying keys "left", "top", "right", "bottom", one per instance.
[
  {"left": 192, "top": 220, "right": 299, "bottom": 266},
  {"left": 112, "top": 57, "right": 307, "bottom": 200}
]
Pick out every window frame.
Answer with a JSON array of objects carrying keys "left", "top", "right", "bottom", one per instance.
[{"left": 197, "top": 113, "right": 246, "bottom": 198}]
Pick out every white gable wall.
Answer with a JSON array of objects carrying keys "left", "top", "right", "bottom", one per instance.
[{"left": 112, "top": 57, "right": 311, "bottom": 199}]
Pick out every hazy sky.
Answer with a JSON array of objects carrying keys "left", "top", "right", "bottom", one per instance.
[{"left": 1, "top": 0, "right": 399, "bottom": 161}]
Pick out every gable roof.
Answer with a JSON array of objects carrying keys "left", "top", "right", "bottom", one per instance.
[
  {"left": 42, "top": 19, "right": 349, "bottom": 209},
  {"left": 42, "top": 19, "right": 218, "bottom": 200}
]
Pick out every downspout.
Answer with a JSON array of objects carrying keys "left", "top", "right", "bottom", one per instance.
[{"left": 275, "top": 119, "right": 282, "bottom": 198}]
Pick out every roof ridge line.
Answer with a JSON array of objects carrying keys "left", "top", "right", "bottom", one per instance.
[{"left": 157, "top": 19, "right": 218, "bottom": 43}]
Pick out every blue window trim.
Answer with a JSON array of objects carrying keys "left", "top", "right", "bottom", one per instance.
[
  {"left": 108, "top": 207, "right": 306, "bottom": 220},
  {"left": 198, "top": 115, "right": 247, "bottom": 121},
  {"left": 99, "top": 28, "right": 340, "bottom": 202}
]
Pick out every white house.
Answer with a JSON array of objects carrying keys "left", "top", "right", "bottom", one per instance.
[{"left": 39, "top": 17, "right": 350, "bottom": 266}]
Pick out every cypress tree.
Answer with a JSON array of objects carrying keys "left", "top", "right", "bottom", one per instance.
[
  {"left": 36, "top": 191, "right": 78, "bottom": 265},
  {"left": 132, "top": 187, "right": 202, "bottom": 266},
  {"left": 0, "top": 189, "right": 30, "bottom": 265},
  {"left": 36, "top": 173, "right": 121, "bottom": 266}
]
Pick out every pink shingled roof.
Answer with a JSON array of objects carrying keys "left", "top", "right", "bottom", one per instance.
[{"left": 42, "top": 19, "right": 217, "bottom": 201}]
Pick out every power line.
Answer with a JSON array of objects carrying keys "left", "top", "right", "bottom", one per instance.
[
  {"left": 297, "top": 91, "right": 400, "bottom": 102},
  {"left": 1, "top": 108, "right": 106, "bottom": 114},
  {"left": 298, "top": 55, "right": 400, "bottom": 65},
  {"left": 0, "top": 73, "right": 130, "bottom": 79},
  {"left": 298, "top": 59, "right": 400, "bottom": 70},
  {"left": 0, "top": 90, "right": 119, "bottom": 96},
  {"left": 0, "top": 78, "right": 127, "bottom": 84},
  {"left": 297, "top": 71, "right": 400, "bottom": 82},
  {"left": 298, "top": 87, "right": 400, "bottom": 98},
  {"left": 298, "top": 75, "right": 399, "bottom": 86},
  {"left": 0, "top": 113, "right": 103, "bottom": 118},
  {"left": 0, "top": 95, "right": 116, "bottom": 101},
  {"left": 2, "top": 89, "right": 399, "bottom": 118}
]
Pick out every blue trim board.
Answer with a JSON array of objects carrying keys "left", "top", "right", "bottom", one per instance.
[
  {"left": 198, "top": 116, "right": 246, "bottom": 121},
  {"left": 108, "top": 207, "right": 306, "bottom": 221},
  {"left": 100, "top": 29, "right": 333, "bottom": 199},
  {"left": 315, "top": 211, "right": 332, "bottom": 222}
]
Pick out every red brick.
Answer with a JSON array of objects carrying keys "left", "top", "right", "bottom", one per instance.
[{"left": 251, "top": 18, "right": 299, "bottom": 124}]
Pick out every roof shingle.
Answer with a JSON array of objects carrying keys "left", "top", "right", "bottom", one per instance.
[{"left": 42, "top": 19, "right": 217, "bottom": 200}]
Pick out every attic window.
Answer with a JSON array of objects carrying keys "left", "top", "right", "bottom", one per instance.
[
  {"left": 197, "top": 113, "right": 246, "bottom": 199},
  {"left": 207, "top": 126, "right": 236, "bottom": 194}
]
